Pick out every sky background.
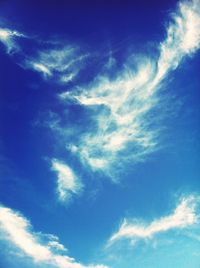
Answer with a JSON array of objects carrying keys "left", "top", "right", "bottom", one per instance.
[{"left": 0, "top": 0, "right": 200, "bottom": 268}]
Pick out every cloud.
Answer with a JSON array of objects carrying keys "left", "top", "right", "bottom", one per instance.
[
  {"left": 0, "top": 26, "right": 87, "bottom": 83},
  {"left": 154, "top": 0, "right": 200, "bottom": 85},
  {"left": 60, "top": 59, "right": 158, "bottom": 175},
  {"left": 24, "top": 46, "right": 88, "bottom": 82},
  {"left": 0, "top": 27, "right": 24, "bottom": 53},
  {"left": 1, "top": 0, "right": 200, "bottom": 178},
  {"left": 109, "top": 195, "right": 199, "bottom": 245},
  {"left": 47, "top": 239, "right": 67, "bottom": 253},
  {"left": 60, "top": 0, "right": 200, "bottom": 176},
  {"left": 0, "top": 205, "right": 108, "bottom": 268},
  {"left": 51, "top": 159, "right": 83, "bottom": 203},
  {"left": 31, "top": 62, "right": 52, "bottom": 77}
]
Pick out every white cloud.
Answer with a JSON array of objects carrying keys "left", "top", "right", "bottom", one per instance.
[
  {"left": 109, "top": 195, "right": 199, "bottom": 245},
  {"left": 60, "top": 57, "right": 159, "bottom": 176},
  {"left": 1, "top": 0, "right": 200, "bottom": 177},
  {"left": 0, "top": 28, "right": 24, "bottom": 53},
  {"left": 0, "top": 26, "right": 87, "bottom": 83},
  {"left": 51, "top": 159, "right": 83, "bottom": 202},
  {"left": 26, "top": 46, "right": 87, "bottom": 82},
  {"left": 0, "top": 205, "right": 108, "bottom": 268},
  {"left": 31, "top": 62, "right": 52, "bottom": 77},
  {"left": 154, "top": 0, "right": 200, "bottom": 85},
  {"left": 48, "top": 240, "right": 67, "bottom": 252},
  {"left": 60, "top": 0, "right": 200, "bottom": 176}
]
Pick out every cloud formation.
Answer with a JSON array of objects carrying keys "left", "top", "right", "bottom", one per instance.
[
  {"left": 1, "top": 0, "right": 200, "bottom": 178},
  {"left": 0, "top": 27, "right": 24, "bottom": 53},
  {"left": 109, "top": 195, "right": 199, "bottom": 245},
  {"left": 25, "top": 46, "right": 87, "bottom": 82},
  {"left": 60, "top": 0, "right": 200, "bottom": 176},
  {"left": 51, "top": 159, "right": 83, "bottom": 203},
  {"left": 0, "top": 205, "right": 108, "bottom": 268},
  {"left": 0, "top": 26, "right": 87, "bottom": 83}
]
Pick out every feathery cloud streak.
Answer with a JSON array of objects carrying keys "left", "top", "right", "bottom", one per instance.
[
  {"left": 0, "top": 27, "right": 87, "bottom": 83},
  {"left": 61, "top": 0, "right": 200, "bottom": 175},
  {"left": 1, "top": 0, "right": 200, "bottom": 176},
  {"left": 0, "top": 205, "right": 108, "bottom": 268},
  {"left": 0, "top": 27, "right": 24, "bottom": 52},
  {"left": 109, "top": 195, "right": 199, "bottom": 245},
  {"left": 25, "top": 46, "right": 88, "bottom": 82},
  {"left": 51, "top": 159, "right": 83, "bottom": 203}
]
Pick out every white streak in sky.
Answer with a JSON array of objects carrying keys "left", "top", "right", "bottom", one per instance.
[
  {"left": 26, "top": 47, "right": 87, "bottom": 82},
  {"left": 0, "top": 205, "right": 108, "bottom": 268},
  {"left": 51, "top": 159, "right": 83, "bottom": 203},
  {"left": 60, "top": 0, "right": 200, "bottom": 175},
  {"left": 0, "top": 27, "right": 87, "bottom": 83},
  {"left": 1, "top": 0, "right": 200, "bottom": 176},
  {"left": 0, "top": 27, "right": 24, "bottom": 53},
  {"left": 31, "top": 62, "right": 52, "bottom": 77},
  {"left": 109, "top": 195, "right": 199, "bottom": 245}
]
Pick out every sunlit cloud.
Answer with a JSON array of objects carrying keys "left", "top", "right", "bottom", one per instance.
[
  {"left": 0, "top": 26, "right": 87, "bottom": 83},
  {"left": 0, "top": 27, "right": 24, "bottom": 53},
  {"left": 31, "top": 62, "right": 52, "bottom": 77},
  {"left": 60, "top": 59, "right": 158, "bottom": 175},
  {"left": 0, "top": 0, "right": 200, "bottom": 178},
  {"left": 0, "top": 205, "right": 108, "bottom": 268},
  {"left": 109, "top": 195, "right": 199, "bottom": 245},
  {"left": 154, "top": 0, "right": 200, "bottom": 85},
  {"left": 51, "top": 159, "right": 83, "bottom": 203},
  {"left": 60, "top": 0, "right": 200, "bottom": 176},
  {"left": 25, "top": 46, "right": 88, "bottom": 82}
]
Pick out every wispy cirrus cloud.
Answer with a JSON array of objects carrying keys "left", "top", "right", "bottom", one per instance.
[
  {"left": 0, "top": 205, "right": 108, "bottom": 268},
  {"left": 0, "top": 27, "right": 24, "bottom": 53},
  {"left": 1, "top": 0, "right": 200, "bottom": 179},
  {"left": 31, "top": 62, "right": 52, "bottom": 77},
  {"left": 60, "top": 58, "right": 158, "bottom": 174},
  {"left": 25, "top": 46, "right": 88, "bottom": 82},
  {"left": 51, "top": 159, "right": 83, "bottom": 203},
  {"left": 60, "top": 0, "right": 200, "bottom": 176},
  {"left": 0, "top": 26, "right": 87, "bottom": 83},
  {"left": 109, "top": 195, "right": 200, "bottom": 246}
]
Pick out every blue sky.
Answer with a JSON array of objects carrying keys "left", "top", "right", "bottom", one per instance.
[{"left": 0, "top": 0, "right": 200, "bottom": 267}]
